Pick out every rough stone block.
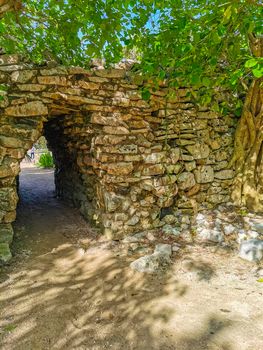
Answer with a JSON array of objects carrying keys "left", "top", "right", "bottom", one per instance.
[
  {"left": 5, "top": 101, "right": 48, "bottom": 116},
  {"left": 178, "top": 172, "right": 196, "bottom": 190},
  {"left": 186, "top": 143, "right": 210, "bottom": 159},
  {"left": 0, "top": 223, "right": 14, "bottom": 244},
  {"left": 239, "top": 239, "right": 263, "bottom": 262},
  {"left": 0, "top": 243, "right": 12, "bottom": 263},
  {"left": 11, "top": 70, "right": 36, "bottom": 83},
  {"left": 214, "top": 170, "right": 234, "bottom": 180},
  {"left": 0, "top": 54, "right": 20, "bottom": 66},
  {"left": 194, "top": 166, "right": 214, "bottom": 183}
]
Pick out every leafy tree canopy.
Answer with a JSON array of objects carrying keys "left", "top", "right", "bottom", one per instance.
[{"left": 0, "top": 1, "right": 262, "bottom": 108}]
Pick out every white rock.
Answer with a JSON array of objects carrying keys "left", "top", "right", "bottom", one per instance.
[
  {"left": 130, "top": 252, "right": 170, "bottom": 273},
  {"left": 130, "top": 243, "right": 172, "bottom": 273},
  {"left": 198, "top": 228, "right": 224, "bottom": 243},
  {"left": 247, "top": 230, "right": 259, "bottom": 239},
  {"left": 154, "top": 243, "right": 172, "bottom": 257},
  {"left": 239, "top": 239, "right": 263, "bottom": 262},
  {"left": 196, "top": 213, "right": 206, "bottom": 223},
  {"left": 224, "top": 224, "right": 236, "bottom": 235},
  {"left": 237, "top": 231, "right": 248, "bottom": 244}
]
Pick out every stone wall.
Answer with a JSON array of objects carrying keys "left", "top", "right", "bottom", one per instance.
[
  {"left": 0, "top": 0, "right": 21, "bottom": 18},
  {"left": 0, "top": 53, "right": 237, "bottom": 261}
]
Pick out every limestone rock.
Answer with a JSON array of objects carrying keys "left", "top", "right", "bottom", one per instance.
[
  {"left": 0, "top": 136, "right": 24, "bottom": 148},
  {"left": 154, "top": 243, "right": 172, "bottom": 257},
  {"left": 194, "top": 166, "right": 214, "bottom": 183},
  {"left": 178, "top": 172, "right": 196, "bottom": 190},
  {"left": 223, "top": 224, "right": 236, "bottom": 235},
  {"left": 123, "top": 231, "right": 146, "bottom": 243},
  {"left": 239, "top": 239, "right": 263, "bottom": 262},
  {"left": 185, "top": 161, "right": 196, "bottom": 172},
  {"left": 0, "top": 223, "right": 14, "bottom": 243},
  {"left": 186, "top": 143, "right": 210, "bottom": 159},
  {"left": 250, "top": 222, "right": 263, "bottom": 234},
  {"left": 127, "top": 215, "right": 140, "bottom": 226},
  {"left": 130, "top": 243, "right": 172, "bottom": 273},
  {"left": 163, "top": 215, "right": 177, "bottom": 225},
  {"left": 170, "top": 148, "right": 180, "bottom": 164},
  {"left": 0, "top": 188, "right": 18, "bottom": 211},
  {"left": 198, "top": 228, "right": 224, "bottom": 243},
  {"left": 214, "top": 170, "right": 234, "bottom": 180},
  {"left": 5, "top": 101, "right": 48, "bottom": 116},
  {"left": 144, "top": 152, "right": 166, "bottom": 164},
  {"left": 0, "top": 243, "right": 12, "bottom": 263},
  {"left": 103, "top": 192, "right": 124, "bottom": 212},
  {"left": 0, "top": 158, "right": 20, "bottom": 178},
  {"left": 11, "top": 70, "right": 36, "bottom": 83},
  {"left": 162, "top": 224, "right": 181, "bottom": 236},
  {"left": 0, "top": 54, "right": 20, "bottom": 66}
]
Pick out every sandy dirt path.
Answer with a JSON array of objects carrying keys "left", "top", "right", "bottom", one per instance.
[{"left": 0, "top": 166, "right": 263, "bottom": 350}]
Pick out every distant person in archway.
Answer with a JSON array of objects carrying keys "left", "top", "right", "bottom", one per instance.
[{"left": 30, "top": 145, "right": 36, "bottom": 160}]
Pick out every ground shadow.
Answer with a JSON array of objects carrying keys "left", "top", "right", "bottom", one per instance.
[{"left": 0, "top": 242, "right": 233, "bottom": 350}]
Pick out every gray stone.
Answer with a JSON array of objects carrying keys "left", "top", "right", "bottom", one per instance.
[
  {"left": 130, "top": 243, "right": 172, "bottom": 273},
  {"left": 103, "top": 192, "right": 124, "bottom": 212},
  {"left": 0, "top": 243, "right": 12, "bottom": 263},
  {"left": 162, "top": 224, "right": 181, "bottom": 236},
  {"left": 198, "top": 228, "right": 224, "bottom": 243},
  {"left": 237, "top": 230, "right": 248, "bottom": 244},
  {"left": 122, "top": 231, "right": 146, "bottom": 243},
  {"left": 130, "top": 252, "right": 170, "bottom": 273},
  {"left": 154, "top": 243, "right": 172, "bottom": 257},
  {"left": 250, "top": 222, "right": 263, "bottom": 234},
  {"left": 196, "top": 213, "right": 206, "bottom": 223},
  {"left": 223, "top": 224, "right": 236, "bottom": 235},
  {"left": 239, "top": 239, "right": 263, "bottom": 262}
]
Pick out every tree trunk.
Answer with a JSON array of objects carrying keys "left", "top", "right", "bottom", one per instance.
[{"left": 230, "top": 34, "right": 263, "bottom": 212}]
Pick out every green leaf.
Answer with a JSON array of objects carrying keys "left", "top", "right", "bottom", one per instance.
[
  {"left": 245, "top": 59, "right": 258, "bottom": 68},
  {"left": 141, "top": 88, "right": 151, "bottom": 101},
  {"left": 223, "top": 6, "right": 232, "bottom": 23},
  {"left": 257, "top": 278, "right": 263, "bottom": 283},
  {"left": 252, "top": 67, "right": 263, "bottom": 78}
]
